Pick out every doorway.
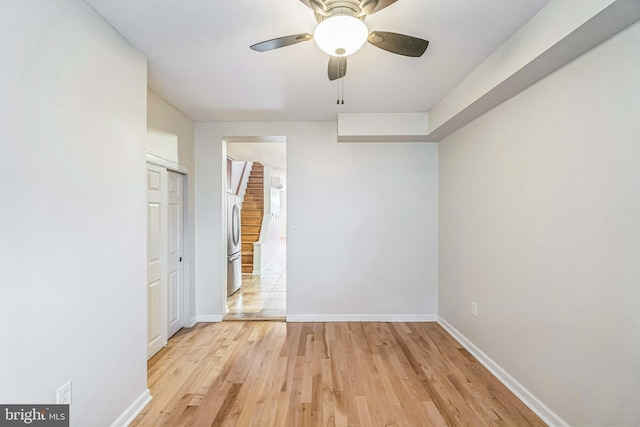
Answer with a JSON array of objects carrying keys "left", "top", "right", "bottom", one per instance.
[
  {"left": 225, "top": 238, "right": 286, "bottom": 319},
  {"left": 224, "top": 138, "right": 287, "bottom": 320}
]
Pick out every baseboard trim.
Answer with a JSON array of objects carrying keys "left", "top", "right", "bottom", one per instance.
[
  {"left": 286, "top": 314, "right": 437, "bottom": 322},
  {"left": 110, "top": 388, "right": 152, "bottom": 427},
  {"left": 185, "top": 316, "right": 198, "bottom": 327},
  {"left": 437, "top": 316, "right": 568, "bottom": 427},
  {"left": 195, "top": 314, "right": 224, "bottom": 323}
]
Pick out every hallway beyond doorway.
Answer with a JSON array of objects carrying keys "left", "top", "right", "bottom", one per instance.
[{"left": 225, "top": 239, "right": 286, "bottom": 320}]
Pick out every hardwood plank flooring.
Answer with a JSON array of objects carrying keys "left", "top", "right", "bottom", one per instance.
[{"left": 132, "top": 322, "right": 545, "bottom": 426}]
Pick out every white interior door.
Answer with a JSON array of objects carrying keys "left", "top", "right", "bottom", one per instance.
[
  {"left": 167, "top": 171, "right": 184, "bottom": 338},
  {"left": 147, "top": 164, "right": 167, "bottom": 359}
]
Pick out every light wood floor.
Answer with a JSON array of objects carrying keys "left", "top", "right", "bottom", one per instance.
[{"left": 132, "top": 321, "right": 545, "bottom": 426}]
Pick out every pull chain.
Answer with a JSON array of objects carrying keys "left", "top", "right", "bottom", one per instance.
[
  {"left": 341, "top": 69, "right": 345, "bottom": 105},
  {"left": 341, "top": 58, "right": 345, "bottom": 104},
  {"left": 336, "top": 58, "right": 345, "bottom": 105},
  {"left": 336, "top": 70, "right": 340, "bottom": 105}
]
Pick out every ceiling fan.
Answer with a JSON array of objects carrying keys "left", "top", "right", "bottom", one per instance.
[{"left": 250, "top": 0, "right": 429, "bottom": 82}]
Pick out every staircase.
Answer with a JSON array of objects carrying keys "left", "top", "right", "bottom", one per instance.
[{"left": 241, "top": 163, "right": 264, "bottom": 273}]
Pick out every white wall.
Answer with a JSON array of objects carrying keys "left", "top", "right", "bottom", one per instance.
[
  {"left": 0, "top": 1, "right": 148, "bottom": 425},
  {"left": 147, "top": 89, "right": 196, "bottom": 324},
  {"left": 229, "top": 161, "right": 246, "bottom": 194},
  {"left": 195, "top": 122, "right": 438, "bottom": 321},
  {"left": 259, "top": 196, "right": 283, "bottom": 272},
  {"left": 280, "top": 190, "right": 288, "bottom": 238},
  {"left": 253, "top": 167, "right": 282, "bottom": 273},
  {"left": 438, "top": 21, "right": 640, "bottom": 426}
]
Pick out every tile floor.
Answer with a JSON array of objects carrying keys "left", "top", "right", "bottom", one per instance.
[{"left": 225, "top": 240, "right": 286, "bottom": 320}]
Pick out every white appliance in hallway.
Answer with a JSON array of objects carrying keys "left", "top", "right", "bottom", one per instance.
[{"left": 227, "top": 194, "right": 242, "bottom": 296}]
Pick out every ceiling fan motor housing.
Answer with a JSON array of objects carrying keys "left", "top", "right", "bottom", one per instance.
[{"left": 315, "top": 1, "right": 368, "bottom": 20}]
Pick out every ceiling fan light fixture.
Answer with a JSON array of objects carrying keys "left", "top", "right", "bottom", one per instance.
[{"left": 313, "top": 15, "right": 368, "bottom": 57}]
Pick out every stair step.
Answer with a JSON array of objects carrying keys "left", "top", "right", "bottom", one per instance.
[
  {"left": 241, "top": 242, "right": 254, "bottom": 252},
  {"left": 246, "top": 189, "right": 262, "bottom": 195},
  {"left": 242, "top": 225, "right": 261, "bottom": 234},
  {"left": 242, "top": 233, "right": 260, "bottom": 243},
  {"left": 242, "top": 217, "right": 263, "bottom": 225},
  {"left": 243, "top": 210, "right": 263, "bottom": 218},
  {"left": 242, "top": 265, "right": 253, "bottom": 273}
]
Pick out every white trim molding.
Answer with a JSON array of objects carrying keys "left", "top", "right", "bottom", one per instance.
[
  {"left": 437, "top": 316, "right": 569, "bottom": 427},
  {"left": 109, "top": 389, "right": 152, "bottom": 427},
  {"left": 286, "top": 314, "right": 437, "bottom": 322},
  {"left": 195, "top": 314, "right": 224, "bottom": 323},
  {"left": 146, "top": 153, "right": 189, "bottom": 174},
  {"left": 185, "top": 316, "right": 198, "bottom": 328}
]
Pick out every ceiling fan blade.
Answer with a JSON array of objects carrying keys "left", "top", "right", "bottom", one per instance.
[
  {"left": 250, "top": 33, "right": 313, "bottom": 52},
  {"left": 368, "top": 31, "right": 429, "bottom": 57},
  {"left": 368, "top": 0, "right": 398, "bottom": 15},
  {"left": 328, "top": 56, "right": 347, "bottom": 81}
]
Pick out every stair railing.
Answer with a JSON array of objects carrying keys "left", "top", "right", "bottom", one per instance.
[{"left": 235, "top": 161, "right": 253, "bottom": 204}]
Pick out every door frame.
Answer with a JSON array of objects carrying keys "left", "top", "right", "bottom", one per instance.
[
  {"left": 146, "top": 154, "right": 190, "bottom": 350},
  {"left": 221, "top": 137, "right": 287, "bottom": 318}
]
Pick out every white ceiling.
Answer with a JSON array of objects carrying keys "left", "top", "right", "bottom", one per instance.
[
  {"left": 85, "top": 0, "right": 550, "bottom": 122},
  {"left": 227, "top": 142, "right": 287, "bottom": 178}
]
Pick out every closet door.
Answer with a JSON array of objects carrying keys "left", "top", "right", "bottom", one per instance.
[
  {"left": 167, "top": 171, "right": 184, "bottom": 338},
  {"left": 146, "top": 164, "right": 168, "bottom": 359}
]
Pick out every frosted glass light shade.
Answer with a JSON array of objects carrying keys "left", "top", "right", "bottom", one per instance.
[{"left": 314, "top": 15, "right": 368, "bottom": 57}]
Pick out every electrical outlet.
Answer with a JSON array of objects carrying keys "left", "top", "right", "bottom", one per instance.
[
  {"left": 57, "top": 381, "right": 72, "bottom": 405},
  {"left": 471, "top": 302, "right": 478, "bottom": 317}
]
